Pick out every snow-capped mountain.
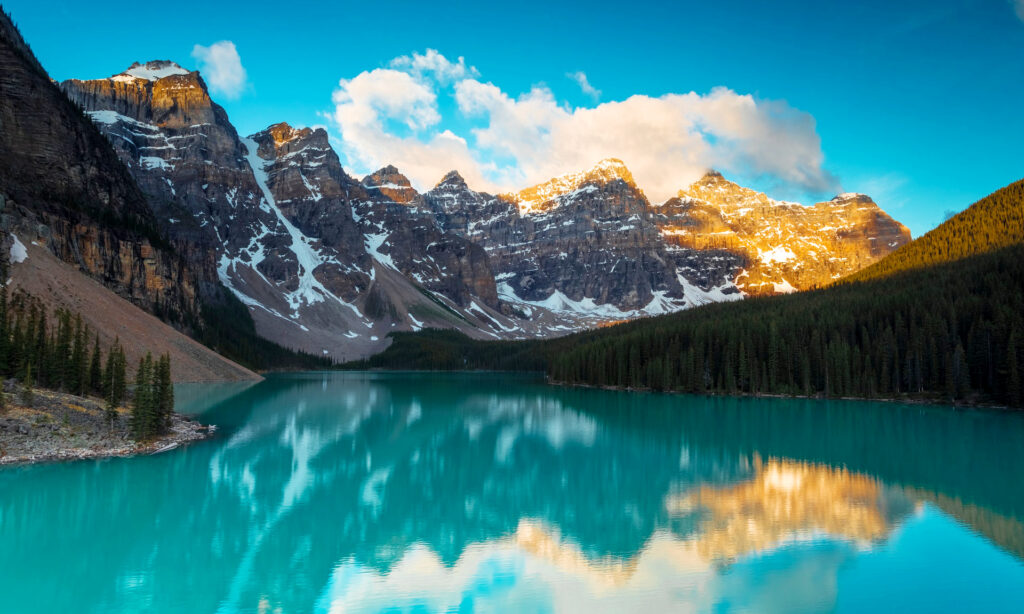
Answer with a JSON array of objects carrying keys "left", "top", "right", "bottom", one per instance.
[
  {"left": 656, "top": 171, "right": 911, "bottom": 294},
  {"left": 61, "top": 61, "right": 910, "bottom": 359}
]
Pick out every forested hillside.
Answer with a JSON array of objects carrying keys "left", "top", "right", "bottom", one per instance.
[
  {"left": 355, "top": 178, "right": 1024, "bottom": 407},
  {"left": 846, "top": 178, "right": 1024, "bottom": 282}
]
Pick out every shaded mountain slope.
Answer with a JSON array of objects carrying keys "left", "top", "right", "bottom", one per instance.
[
  {"left": 6, "top": 234, "right": 258, "bottom": 382},
  {"left": 0, "top": 12, "right": 211, "bottom": 323}
]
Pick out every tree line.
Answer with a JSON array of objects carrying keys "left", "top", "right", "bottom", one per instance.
[
  {"left": 0, "top": 287, "right": 175, "bottom": 439},
  {"left": 548, "top": 244, "right": 1024, "bottom": 407}
]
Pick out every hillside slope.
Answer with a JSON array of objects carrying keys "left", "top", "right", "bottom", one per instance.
[
  {"left": 845, "top": 178, "right": 1024, "bottom": 282},
  {"left": 6, "top": 234, "right": 259, "bottom": 382}
]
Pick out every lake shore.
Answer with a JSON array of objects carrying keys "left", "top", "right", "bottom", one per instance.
[
  {"left": 0, "top": 386, "right": 215, "bottom": 466},
  {"left": 546, "top": 378, "right": 1016, "bottom": 411}
]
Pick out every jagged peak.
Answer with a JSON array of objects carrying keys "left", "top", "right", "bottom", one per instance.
[
  {"left": 264, "top": 122, "right": 314, "bottom": 147},
  {"left": 678, "top": 171, "right": 792, "bottom": 211},
  {"left": 514, "top": 158, "right": 639, "bottom": 213},
  {"left": 361, "top": 166, "right": 419, "bottom": 204},
  {"left": 364, "top": 165, "right": 408, "bottom": 183},
  {"left": 112, "top": 60, "right": 190, "bottom": 83},
  {"left": 435, "top": 170, "right": 467, "bottom": 189},
  {"left": 584, "top": 158, "right": 635, "bottom": 185},
  {"left": 831, "top": 192, "right": 871, "bottom": 202}
]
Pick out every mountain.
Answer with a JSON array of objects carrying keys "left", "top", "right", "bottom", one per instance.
[
  {"left": 0, "top": 14, "right": 328, "bottom": 373},
  {"left": 362, "top": 177, "right": 1024, "bottom": 406},
  {"left": 427, "top": 159, "right": 745, "bottom": 324},
  {"left": 60, "top": 57, "right": 910, "bottom": 359},
  {"left": 656, "top": 171, "right": 911, "bottom": 294},
  {"left": 0, "top": 23, "right": 214, "bottom": 326},
  {"left": 61, "top": 66, "right": 526, "bottom": 359}
]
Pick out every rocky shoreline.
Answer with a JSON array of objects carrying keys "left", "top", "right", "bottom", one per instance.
[{"left": 0, "top": 386, "right": 215, "bottom": 466}]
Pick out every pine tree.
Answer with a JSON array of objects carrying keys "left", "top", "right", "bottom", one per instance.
[
  {"left": 0, "top": 285, "right": 8, "bottom": 375},
  {"left": 131, "top": 353, "right": 154, "bottom": 440},
  {"left": 106, "top": 339, "right": 127, "bottom": 412},
  {"left": 1008, "top": 330, "right": 1021, "bottom": 408},
  {"left": 54, "top": 310, "right": 71, "bottom": 390},
  {"left": 156, "top": 354, "right": 174, "bottom": 431},
  {"left": 88, "top": 333, "right": 102, "bottom": 395},
  {"left": 20, "top": 363, "right": 33, "bottom": 407},
  {"left": 69, "top": 315, "right": 85, "bottom": 395}
]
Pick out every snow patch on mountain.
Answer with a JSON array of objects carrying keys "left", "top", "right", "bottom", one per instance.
[
  {"left": 8, "top": 234, "right": 27, "bottom": 264},
  {"left": 116, "top": 61, "right": 189, "bottom": 82}
]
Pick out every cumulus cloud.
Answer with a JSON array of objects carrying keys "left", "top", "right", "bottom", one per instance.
[
  {"left": 328, "top": 50, "right": 840, "bottom": 201},
  {"left": 191, "top": 41, "right": 248, "bottom": 99},
  {"left": 1014, "top": 0, "right": 1024, "bottom": 21},
  {"left": 389, "top": 49, "right": 478, "bottom": 84},
  {"left": 567, "top": 71, "right": 601, "bottom": 99}
]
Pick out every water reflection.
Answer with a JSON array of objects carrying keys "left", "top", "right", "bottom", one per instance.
[{"left": 1, "top": 372, "right": 1023, "bottom": 613}]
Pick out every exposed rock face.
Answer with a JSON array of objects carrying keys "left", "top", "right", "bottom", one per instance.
[
  {"left": 246, "top": 122, "right": 370, "bottom": 303},
  {"left": 355, "top": 167, "right": 499, "bottom": 309},
  {"left": 62, "top": 65, "right": 383, "bottom": 355},
  {"left": 0, "top": 18, "right": 214, "bottom": 323},
  {"left": 427, "top": 159, "right": 744, "bottom": 318},
  {"left": 657, "top": 171, "right": 912, "bottom": 294},
  {"left": 62, "top": 64, "right": 511, "bottom": 358},
  {"left": 57, "top": 54, "right": 912, "bottom": 358}
]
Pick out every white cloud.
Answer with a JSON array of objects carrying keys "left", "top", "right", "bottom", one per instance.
[
  {"left": 191, "top": 41, "right": 248, "bottom": 99},
  {"left": 330, "top": 68, "right": 499, "bottom": 191},
  {"left": 389, "top": 49, "right": 478, "bottom": 84},
  {"left": 1014, "top": 0, "right": 1024, "bottom": 21},
  {"left": 328, "top": 50, "right": 839, "bottom": 201},
  {"left": 567, "top": 71, "right": 601, "bottom": 99}
]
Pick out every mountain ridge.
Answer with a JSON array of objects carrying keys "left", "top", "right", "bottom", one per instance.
[{"left": 58, "top": 57, "right": 912, "bottom": 359}]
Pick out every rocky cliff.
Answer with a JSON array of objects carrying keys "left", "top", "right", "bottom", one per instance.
[
  {"left": 657, "top": 171, "right": 912, "bottom": 294},
  {"left": 427, "top": 159, "right": 745, "bottom": 321},
  {"left": 63, "top": 64, "right": 516, "bottom": 358},
  {"left": 0, "top": 16, "right": 215, "bottom": 325},
  {"left": 57, "top": 54, "right": 912, "bottom": 359}
]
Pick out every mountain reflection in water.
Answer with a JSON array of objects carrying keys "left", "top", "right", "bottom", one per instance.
[{"left": 1, "top": 372, "right": 1022, "bottom": 613}]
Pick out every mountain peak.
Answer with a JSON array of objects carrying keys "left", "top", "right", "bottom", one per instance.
[
  {"left": 365, "top": 165, "right": 408, "bottom": 184},
  {"left": 514, "top": 158, "right": 639, "bottom": 213},
  {"left": 830, "top": 192, "right": 871, "bottom": 202},
  {"left": 585, "top": 158, "right": 635, "bottom": 186},
  {"left": 435, "top": 170, "right": 467, "bottom": 189},
  {"left": 265, "top": 122, "right": 313, "bottom": 147},
  {"left": 362, "top": 166, "right": 419, "bottom": 203},
  {"left": 114, "top": 60, "right": 189, "bottom": 82}
]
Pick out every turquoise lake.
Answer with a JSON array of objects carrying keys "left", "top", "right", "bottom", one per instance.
[{"left": 1, "top": 372, "right": 1023, "bottom": 613}]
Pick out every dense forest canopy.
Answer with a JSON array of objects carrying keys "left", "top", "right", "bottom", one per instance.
[{"left": 349, "top": 177, "right": 1024, "bottom": 408}]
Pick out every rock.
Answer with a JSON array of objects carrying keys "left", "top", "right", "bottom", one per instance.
[
  {"left": 658, "top": 172, "right": 912, "bottom": 294},
  {"left": 0, "top": 16, "right": 215, "bottom": 326}
]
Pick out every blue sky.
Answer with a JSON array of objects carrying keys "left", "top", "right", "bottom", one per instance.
[{"left": 5, "top": 0, "right": 1023, "bottom": 236}]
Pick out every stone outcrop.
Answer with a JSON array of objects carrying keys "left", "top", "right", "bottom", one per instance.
[{"left": 0, "top": 16, "right": 216, "bottom": 324}]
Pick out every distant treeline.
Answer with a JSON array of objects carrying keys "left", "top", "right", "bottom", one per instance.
[
  {"left": 342, "top": 328, "right": 547, "bottom": 372},
  {"left": 195, "top": 295, "right": 334, "bottom": 371},
  {"left": 351, "top": 178, "right": 1024, "bottom": 408},
  {"left": 548, "top": 244, "right": 1023, "bottom": 406}
]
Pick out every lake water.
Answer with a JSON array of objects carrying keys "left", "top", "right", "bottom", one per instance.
[{"left": 1, "top": 372, "right": 1023, "bottom": 613}]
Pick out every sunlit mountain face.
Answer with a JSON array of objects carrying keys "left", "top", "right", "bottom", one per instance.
[{"left": 3, "top": 374, "right": 1024, "bottom": 613}]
